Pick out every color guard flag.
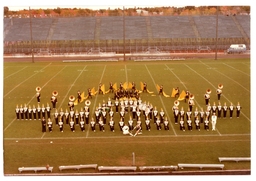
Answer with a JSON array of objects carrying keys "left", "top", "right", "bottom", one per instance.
[
  {"left": 171, "top": 88, "right": 177, "bottom": 97},
  {"left": 113, "top": 83, "right": 117, "bottom": 91},
  {"left": 101, "top": 84, "right": 105, "bottom": 94},
  {"left": 178, "top": 90, "right": 186, "bottom": 101},
  {"left": 74, "top": 99, "right": 78, "bottom": 106}
]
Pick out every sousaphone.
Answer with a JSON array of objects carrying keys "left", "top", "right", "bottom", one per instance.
[
  {"left": 52, "top": 90, "right": 58, "bottom": 97},
  {"left": 189, "top": 94, "right": 195, "bottom": 99},
  {"left": 36, "top": 86, "right": 41, "bottom": 92},
  {"left": 69, "top": 95, "right": 75, "bottom": 102},
  {"left": 206, "top": 89, "right": 211, "bottom": 94},
  {"left": 174, "top": 100, "right": 180, "bottom": 106},
  {"left": 85, "top": 100, "right": 91, "bottom": 106},
  {"left": 218, "top": 84, "right": 223, "bottom": 89}
]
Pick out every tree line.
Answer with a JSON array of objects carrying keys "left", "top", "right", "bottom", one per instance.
[{"left": 4, "top": 6, "right": 250, "bottom": 18}]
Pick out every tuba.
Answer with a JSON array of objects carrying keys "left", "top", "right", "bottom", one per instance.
[
  {"left": 85, "top": 100, "right": 91, "bottom": 106},
  {"left": 174, "top": 100, "right": 180, "bottom": 106},
  {"left": 52, "top": 91, "right": 58, "bottom": 97},
  {"left": 36, "top": 86, "right": 41, "bottom": 92},
  {"left": 218, "top": 84, "right": 223, "bottom": 89},
  {"left": 69, "top": 95, "right": 75, "bottom": 102},
  {"left": 206, "top": 89, "right": 211, "bottom": 94}
]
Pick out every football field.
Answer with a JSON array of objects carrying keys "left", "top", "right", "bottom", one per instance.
[{"left": 3, "top": 58, "right": 251, "bottom": 174}]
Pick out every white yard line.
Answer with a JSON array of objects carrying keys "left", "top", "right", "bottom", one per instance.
[
  {"left": 85, "top": 65, "right": 107, "bottom": 138},
  {"left": 4, "top": 63, "right": 52, "bottom": 98},
  {"left": 222, "top": 63, "right": 250, "bottom": 76},
  {"left": 145, "top": 64, "right": 177, "bottom": 136},
  {"left": 4, "top": 66, "right": 28, "bottom": 79},
  {"left": 184, "top": 63, "right": 250, "bottom": 122}
]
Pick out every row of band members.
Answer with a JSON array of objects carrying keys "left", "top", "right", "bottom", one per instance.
[
  {"left": 16, "top": 100, "right": 241, "bottom": 121},
  {"left": 41, "top": 112, "right": 218, "bottom": 133}
]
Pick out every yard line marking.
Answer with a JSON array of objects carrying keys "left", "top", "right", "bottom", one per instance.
[
  {"left": 145, "top": 64, "right": 177, "bottom": 136},
  {"left": 57, "top": 65, "right": 87, "bottom": 109},
  {"left": 198, "top": 61, "right": 250, "bottom": 92},
  {"left": 41, "top": 132, "right": 46, "bottom": 139},
  {"left": 4, "top": 66, "right": 67, "bottom": 132},
  {"left": 4, "top": 66, "right": 28, "bottom": 79},
  {"left": 86, "top": 65, "right": 107, "bottom": 138},
  {"left": 222, "top": 63, "right": 250, "bottom": 76},
  {"left": 184, "top": 63, "right": 250, "bottom": 122},
  {"left": 4, "top": 63, "right": 52, "bottom": 98}
]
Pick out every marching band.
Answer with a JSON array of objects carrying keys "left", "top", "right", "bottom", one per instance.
[{"left": 14, "top": 82, "right": 242, "bottom": 135}]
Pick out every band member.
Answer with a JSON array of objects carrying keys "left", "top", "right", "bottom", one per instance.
[
  {"left": 156, "top": 116, "right": 161, "bottom": 130},
  {"left": 37, "top": 104, "right": 41, "bottom": 120},
  {"left": 205, "top": 107, "right": 211, "bottom": 121},
  {"left": 194, "top": 107, "right": 199, "bottom": 122},
  {"left": 195, "top": 116, "right": 200, "bottom": 131},
  {"left": 236, "top": 102, "right": 241, "bottom": 118},
  {"left": 185, "top": 90, "right": 190, "bottom": 103},
  {"left": 94, "top": 107, "right": 100, "bottom": 124},
  {"left": 115, "top": 98, "right": 119, "bottom": 113},
  {"left": 128, "top": 116, "right": 134, "bottom": 130},
  {"left": 68, "top": 118, "right": 75, "bottom": 132},
  {"left": 119, "top": 119, "right": 125, "bottom": 131},
  {"left": 180, "top": 107, "right": 185, "bottom": 121},
  {"left": 145, "top": 116, "right": 151, "bottom": 131},
  {"left": 109, "top": 82, "right": 114, "bottom": 93},
  {"left": 63, "top": 109, "right": 69, "bottom": 124},
  {"left": 159, "top": 108, "right": 165, "bottom": 123},
  {"left": 175, "top": 87, "right": 180, "bottom": 98},
  {"left": 122, "top": 124, "right": 133, "bottom": 136},
  {"left": 68, "top": 99, "right": 74, "bottom": 111},
  {"left": 159, "top": 85, "right": 163, "bottom": 95},
  {"left": 109, "top": 117, "right": 115, "bottom": 132},
  {"left": 163, "top": 117, "right": 169, "bottom": 131},
  {"left": 211, "top": 113, "right": 217, "bottom": 131},
  {"left": 153, "top": 106, "right": 158, "bottom": 123},
  {"left": 204, "top": 90, "right": 211, "bottom": 105},
  {"left": 229, "top": 102, "right": 234, "bottom": 119},
  {"left": 199, "top": 108, "right": 205, "bottom": 123},
  {"left": 28, "top": 105, "right": 32, "bottom": 120},
  {"left": 136, "top": 108, "right": 141, "bottom": 121},
  {"left": 119, "top": 107, "right": 125, "bottom": 122},
  {"left": 186, "top": 107, "right": 192, "bottom": 121},
  {"left": 77, "top": 90, "right": 81, "bottom": 103},
  {"left": 222, "top": 102, "right": 228, "bottom": 119},
  {"left": 20, "top": 104, "right": 24, "bottom": 120},
  {"left": 88, "top": 88, "right": 92, "bottom": 99},
  {"left": 187, "top": 117, "right": 192, "bottom": 131},
  {"left": 24, "top": 104, "right": 28, "bottom": 120},
  {"left": 46, "top": 103, "right": 51, "bottom": 119},
  {"left": 101, "top": 108, "right": 107, "bottom": 124},
  {"left": 84, "top": 107, "right": 90, "bottom": 125},
  {"left": 98, "top": 83, "right": 103, "bottom": 94},
  {"left": 173, "top": 107, "right": 179, "bottom": 124},
  {"left": 143, "top": 82, "right": 147, "bottom": 93},
  {"left": 188, "top": 98, "right": 194, "bottom": 112},
  {"left": 78, "top": 107, "right": 84, "bottom": 123},
  {"left": 58, "top": 118, "right": 64, "bottom": 132},
  {"left": 36, "top": 88, "right": 41, "bottom": 103},
  {"left": 131, "top": 103, "right": 137, "bottom": 119},
  {"left": 32, "top": 105, "right": 37, "bottom": 120},
  {"left": 217, "top": 102, "right": 222, "bottom": 118},
  {"left": 51, "top": 95, "right": 57, "bottom": 109},
  {"left": 204, "top": 117, "right": 210, "bottom": 131},
  {"left": 211, "top": 102, "right": 217, "bottom": 114},
  {"left": 75, "top": 109, "right": 80, "bottom": 125},
  {"left": 41, "top": 117, "right": 47, "bottom": 132},
  {"left": 54, "top": 109, "right": 59, "bottom": 125},
  {"left": 41, "top": 104, "right": 46, "bottom": 118},
  {"left": 80, "top": 118, "right": 85, "bottom": 132},
  {"left": 47, "top": 118, "right": 53, "bottom": 132},
  {"left": 107, "top": 97, "right": 113, "bottom": 109},
  {"left": 15, "top": 105, "right": 20, "bottom": 120},
  {"left": 59, "top": 108, "right": 64, "bottom": 123},
  {"left": 180, "top": 117, "right": 185, "bottom": 131},
  {"left": 216, "top": 84, "right": 223, "bottom": 101},
  {"left": 119, "top": 82, "right": 123, "bottom": 90},
  {"left": 90, "top": 118, "right": 96, "bottom": 132}
]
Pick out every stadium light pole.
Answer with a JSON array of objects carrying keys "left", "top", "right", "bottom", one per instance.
[
  {"left": 215, "top": 6, "right": 219, "bottom": 60},
  {"left": 123, "top": 6, "right": 126, "bottom": 61},
  {"left": 29, "top": 6, "right": 35, "bottom": 63}
]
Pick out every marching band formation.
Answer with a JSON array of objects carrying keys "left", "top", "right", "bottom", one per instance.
[{"left": 15, "top": 82, "right": 242, "bottom": 135}]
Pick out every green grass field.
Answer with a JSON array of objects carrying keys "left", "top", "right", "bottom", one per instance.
[{"left": 3, "top": 58, "right": 251, "bottom": 174}]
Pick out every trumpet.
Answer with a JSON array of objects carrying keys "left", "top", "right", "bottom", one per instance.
[
  {"left": 69, "top": 95, "right": 75, "bottom": 102},
  {"left": 52, "top": 91, "right": 58, "bottom": 96},
  {"left": 36, "top": 86, "right": 41, "bottom": 92},
  {"left": 218, "top": 84, "right": 223, "bottom": 89},
  {"left": 206, "top": 89, "right": 211, "bottom": 94},
  {"left": 174, "top": 100, "right": 180, "bottom": 106},
  {"left": 85, "top": 100, "right": 91, "bottom": 106}
]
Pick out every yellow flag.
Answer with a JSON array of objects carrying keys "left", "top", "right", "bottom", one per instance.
[
  {"left": 113, "top": 83, "right": 117, "bottom": 91},
  {"left": 101, "top": 84, "right": 105, "bottom": 94},
  {"left": 128, "top": 82, "right": 133, "bottom": 89},
  {"left": 123, "top": 82, "right": 127, "bottom": 89},
  {"left": 156, "top": 84, "right": 160, "bottom": 92},
  {"left": 74, "top": 99, "right": 78, "bottom": 106},
  {"left": 140, "top": 82, "right": 144, "bottom": 91},
  {"left": 171, "top": 88, "right": 177, "bottom": 97},
  {"left": 91, "top": 87, "right": 96, "bottom": 95},
  {"left": 80, "top": 92, "right": 85, "bottom": 102},
  {"left": 178, "top": 90, "right": 186, "bottom": 101},
  {"left": 163, "top": 91, "right": 170, "bottom": 98}
]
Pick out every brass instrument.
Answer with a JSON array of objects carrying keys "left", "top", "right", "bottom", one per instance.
[
  {"left": 174, "top": 100, "right": 180, "bottom": 106},
  {"left": 36, "top": 86, "right": 41, "bottom": 92},
  {"left": 218, "top": 84, "right": 223, "bottom": 89},
  {"left": 52, "top": 91, "right": 58, "bottom": 96},
  {"left": 85, "top": 100, "right": 91, "bottom": 106},
  {"left": 69, "top": 95, "right": 75, "bottom": 102},
  {"left": 206, "top": 89, "right": 211, "bottom": 94}
]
